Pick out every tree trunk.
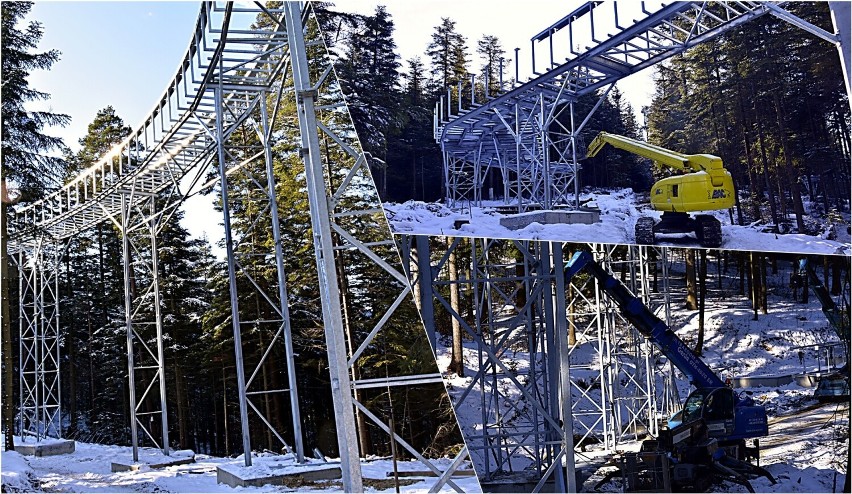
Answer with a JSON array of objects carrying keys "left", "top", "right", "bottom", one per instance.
[
  {"left": 336, "top": 249, "right": 373, "bottom": 455},
  {"left": 65, "top": 252, "right": 78, "bottom": 435},
  {"left": 717, "top": 253, "right": 723, "bottom": 292},
  {"left": 736, "top": 88, "right": 761, "bottom": 221},
  {"left": 831, "top": 256, "right": 843, "bottom": 296},
  {"left": 772, "top": 93, "right": 806, "bottom": 232},
  {"left": 754, "top": 110, "right": 780, "bottom": 227},
  {"left": 447, "top": 240, "right": 464, "bottom": 376},
  {"left": 2, "top": 199, "right": 16, "bottom": 451},
  {"left": 88, "top": 317, "right": 95, "bottom": 413},
  {"left": 750, "top": 252, "right": 760, "bottom": 320},
  {"left": 68, "top": 335, "right": 78, "bottom": 435},
  {"left": 686, "top": 250, "right": 698, "bottom": 310},
  {"left": 175, "top": 362, "right": 188, "bottom": 449},
  {"left": 694, "top": 250, "right": 708, "bottom": 356},
  {"left": 760, "top": 255, "right": 768, "bottom": 315}
]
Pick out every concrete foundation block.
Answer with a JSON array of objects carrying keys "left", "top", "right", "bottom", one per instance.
[
  {"left": 14, "top": 439, "right": 75, "bottom": 457},
  {"left": 499, "top": 209, "right": 600, "bottom": 230},
  {"left": 111, "top": 453, "right": 196, "bottom": 472},
  {"left": 216, "top": 463, "right": 341, "bottom": 488}
]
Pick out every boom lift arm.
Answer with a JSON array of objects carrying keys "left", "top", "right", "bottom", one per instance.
[
  {"left": 800, "top": 258, "right": 850, "bottom": 342},
  {"left": 565, "top": 250, "right": 768, "bottom": 441},
  {"left": 565, "top": 250, "right": 775, "bottom": 492},
  {"left": 799, "top": 258, "right": 851, "bottom": 401},
  {"left": 584, "top": 132, "right": 736, "bottom": 248},
  {"left": 587, "top": 132, "right": 727, "bottom": 180},
  {"left": 565, "top": 250, "right": 724, "bottom": 389}
]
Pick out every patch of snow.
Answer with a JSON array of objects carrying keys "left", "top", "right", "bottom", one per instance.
[
  {"left": 384, "top": 189, "right": 850, "bottom": 255},
  {"left": 1, "top": 449, "right": 36, "bottom": 492},
  {"left": 0, "top": 438, "right": 480, "bottom": 493}
]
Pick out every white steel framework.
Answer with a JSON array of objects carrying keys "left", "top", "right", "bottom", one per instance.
[
  {"left": 8, "top": 3, "right": 469, "bottom": 491},
  {"left": 435, "top": 1, "right": 850, "bottom": 213},
  {"left": 15, "top": 237, "right": 68, "bottom": 442},
  {"left": 401, "top": 235, "right": 673, "bottom": 492},
  {"left": 119, "top": 193, "right": 170, "bottom": 458}
]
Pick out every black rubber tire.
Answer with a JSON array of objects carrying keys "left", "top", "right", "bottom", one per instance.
[
  {"left": 635, "top": 217, "right": 656, "bottom": 245},
  {"left": 696, "top": 215, "right": 722, "bottom": 248}
]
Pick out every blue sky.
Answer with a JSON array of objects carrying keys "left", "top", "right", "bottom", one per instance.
[{"left": 27, "top": 2, "right": 199, "bottom": 152}]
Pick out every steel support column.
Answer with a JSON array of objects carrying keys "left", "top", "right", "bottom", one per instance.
[
  {"left": 407, "top": 237, "right": 672, "bottom": 490},
  {"left": 16, "top": 236, "right": 65, "bottom": 442},
  {"left": 120, "top": 192, "right": 169, "bottom": 460},
  {"left": 284, "top": 2, "right": 362, "bottom": 491}
]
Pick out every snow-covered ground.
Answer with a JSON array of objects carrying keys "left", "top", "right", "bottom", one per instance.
[
  {"left": 433, "top": 253, "right": 849, "bottom": 492},
  {"left": 384, "top": 189, "right": 851, "bottom": 255},
  {"left": 0, "top": 438, "right": 482, "bottom": 493}
]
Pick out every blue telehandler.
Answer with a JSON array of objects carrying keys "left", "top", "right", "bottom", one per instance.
[{"left": 565, "top": 250, "right": 775, "bottom": 492}]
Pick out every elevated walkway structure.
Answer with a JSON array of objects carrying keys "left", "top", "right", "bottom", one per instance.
[
  {"left": 8, "top": 3, "right": 468, "bottom": 491},
  {"left": 434, "top": 1, "right": 851, "bottom": 213}
]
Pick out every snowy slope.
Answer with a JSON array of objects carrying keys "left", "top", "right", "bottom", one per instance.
[
  {"left": 0, "top": 437, "right": 482, "bottom": 493},
  {"left": 384, "top": 189, "right": 850, "bottom": 255}
]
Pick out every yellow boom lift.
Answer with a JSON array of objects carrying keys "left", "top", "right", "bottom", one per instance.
[{"left": 586, "top": 132, "right": 735, "bottom": 248}]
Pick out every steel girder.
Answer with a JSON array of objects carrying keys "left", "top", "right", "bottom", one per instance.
[{"left": 401, "top": 235, "right": 672, "bottom": 491}]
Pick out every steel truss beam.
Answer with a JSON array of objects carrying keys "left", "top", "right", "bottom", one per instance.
[
  {"left": 284, "top": 4, "right": 469, "bottom": 491},
  {"left": 401, "top": 235, "right": 672, "bottom": 491},
  {"left": 15, "top": 236, "right": 69, "bottom": 442},
  {"left": 436, "top": 1, "right": 849, "bottom": 213}
]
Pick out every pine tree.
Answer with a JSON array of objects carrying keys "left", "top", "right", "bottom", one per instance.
[
  {"left": 1, "top": 1, "right": 70, "bottom": 451},
  {"left": 388, "top": 57, "right": 443, "bottom": 201},
  {"left": 155, "top": 207, "right": 214, "bottom": 450},
  {"left": 426, "top": 18, "right": 469, "bottom": 95},
  {"left": 336, "top": 6, "right": 403, "bottom": 197},
  {"left": 476, "top": 35, "right": 508, "bottom": 97},
  {"left": 61, "top": 108, "right": 130, "bottom": 444},
  {"left": 65, "top": 106, "right": 130, "bottom": 177}
]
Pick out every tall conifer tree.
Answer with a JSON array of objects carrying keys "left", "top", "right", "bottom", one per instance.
[{"left": 1, "top": 1, "right": 69, "bottom": 451}]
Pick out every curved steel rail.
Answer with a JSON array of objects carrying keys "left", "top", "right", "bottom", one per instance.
[{"left": 9, "top": 2, "right": 288, "bottom": 251}]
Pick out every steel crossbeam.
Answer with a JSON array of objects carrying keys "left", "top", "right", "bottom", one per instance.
[{"left": 402, "top": 235, "right": 673, "bottom": 491}]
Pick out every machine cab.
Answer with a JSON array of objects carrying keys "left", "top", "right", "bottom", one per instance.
[
  {"left": 669, "top": 387, "right": 768, "bottom": 440},
  {"left": 668, "top": 387, "right": 735, "bottom": 437}
]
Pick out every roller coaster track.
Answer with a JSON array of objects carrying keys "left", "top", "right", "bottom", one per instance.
[{"left": 9, "top": 3, "right": 278, "bottom": 250}]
